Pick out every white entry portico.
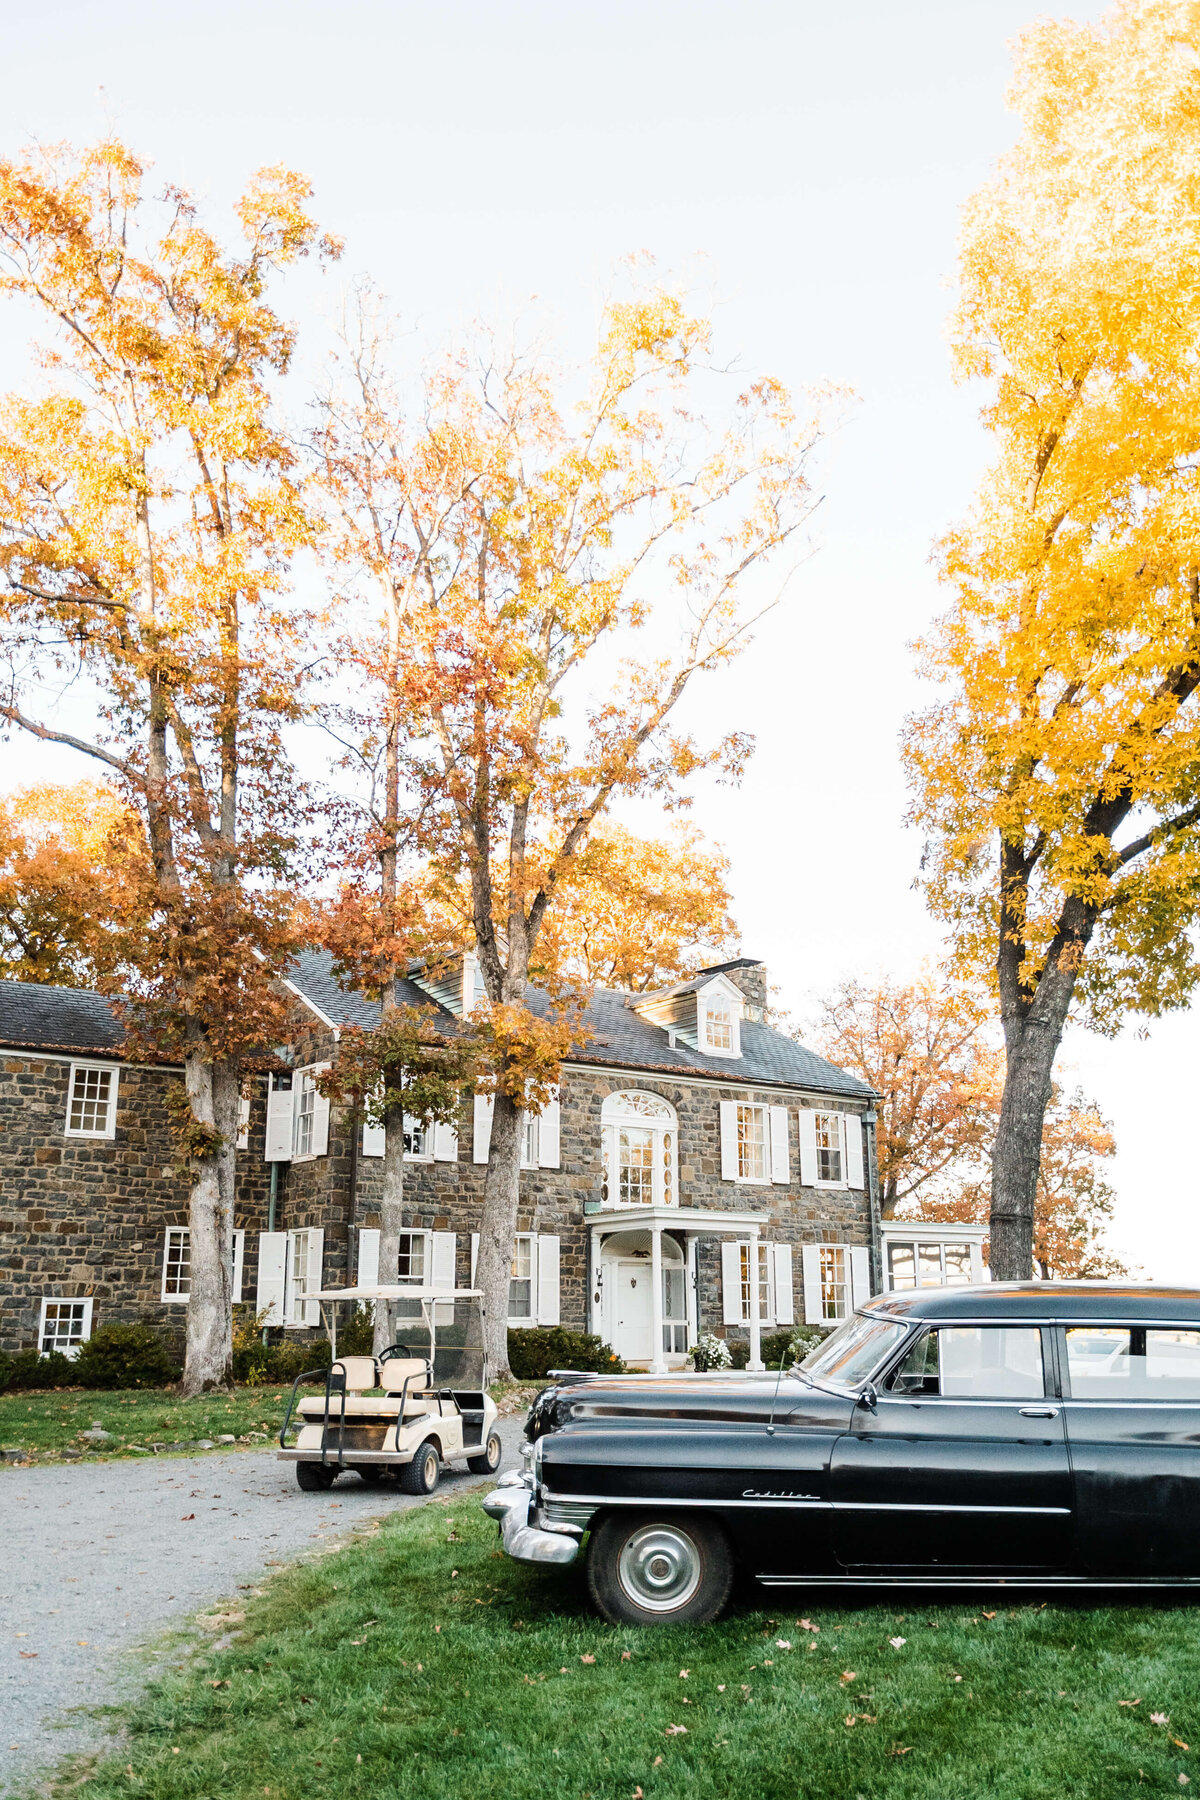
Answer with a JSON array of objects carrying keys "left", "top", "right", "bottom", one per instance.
[{"left": 588, "top": 1204, "right": 770, "bottom": 1374}]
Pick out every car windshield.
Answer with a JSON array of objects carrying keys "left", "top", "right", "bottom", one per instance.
[{"left": 798, "top": 1314, "right": 909, "bottom": 1387}]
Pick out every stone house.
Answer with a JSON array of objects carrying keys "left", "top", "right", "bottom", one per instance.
[{"left": 0, "top": 950, "right": 916, "bottom": 1371}]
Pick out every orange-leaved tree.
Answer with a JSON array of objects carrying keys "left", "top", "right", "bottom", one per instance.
[
  {"left": 314, "top": 283, "right": 834, "bottom": 1374},
  {"left": 810, "top": 973, "right": 1000, "bottom": 1218},
  {"left": 0, "top": 140, "right": 337, "bottom": 1390},
  {"left": 904, "top": 0, "right": 1200, "bottom": 1278},
  {"left": 0, "top": 780, "right": 148, "bottom": 985}
]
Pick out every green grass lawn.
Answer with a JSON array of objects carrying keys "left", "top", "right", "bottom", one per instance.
[
  {"left": 44, "top": 1502, "right": 1200, "bottom": 1800},
  {"left": 0, "top": 1387, "right": 290, "bottom": 1460}
]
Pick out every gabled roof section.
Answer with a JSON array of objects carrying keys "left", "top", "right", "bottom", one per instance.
[
  {"left": 284, "top": 950, "right": 447, "bottom": 1033},
  {"left": 0, "top": 980, "right": 125, "bottom": 1056}
]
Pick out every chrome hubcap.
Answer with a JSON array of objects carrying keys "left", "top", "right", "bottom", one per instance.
[{"left": 617, "top": 1524, "right": 702, "bottom": 1613}]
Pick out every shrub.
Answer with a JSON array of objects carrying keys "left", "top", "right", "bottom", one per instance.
[
  {"left": 507, "top": 1327, "right": 625, "bottom": 1381},
  {"left": 689, "top": 1333, "right": 733, "bottom": 1372},
  {"left": 728, "top": 1325, "right": 829, "bottom": 1371},
  {"left": 72, "top": 1323, "right": 181, "bottom": 1390},
  {"left": 0, "top": 1348, "right": 77, "bottom": 1393},
  {"left": 338, "top": 1304, "right": 376, "bottom": 1356}
]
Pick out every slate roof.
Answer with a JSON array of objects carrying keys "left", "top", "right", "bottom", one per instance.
[
  {"left": 0, "top": 980, "right": 125, "bottom": 1056},
  {"left": 287, "top": 950, "right": 872, "bottom": 1102}
]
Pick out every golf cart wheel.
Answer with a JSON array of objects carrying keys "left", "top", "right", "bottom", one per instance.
[
  {"left": 467, "top": 1432, "right": 502, "bottom": 1475},
  {"left": 295, "top": 1461, "right": 337, "bottom": 1492},
  {"left": 586, "top": 1512, "right": 734, "bottom": 1627},
  {"left": 355, "top": 1466, "right": 386, "bottom": 1485},
  {"left": 399, "top": 1439, "right": 441, "bottom": 1495}
]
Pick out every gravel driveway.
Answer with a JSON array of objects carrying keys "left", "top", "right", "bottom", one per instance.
[{"left": 0, "top": 1417, "right": 526, "bottom": 1794}]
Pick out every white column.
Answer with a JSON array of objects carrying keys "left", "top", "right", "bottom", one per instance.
[
  {"left": 649, "top": 1223, "right": 667, "bottom": 1375},
  {"left": 747, "top": 1226, "right": 764, "bottom": 1371}
]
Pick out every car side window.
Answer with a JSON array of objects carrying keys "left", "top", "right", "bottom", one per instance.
[
  {"left": 1065, "top": 1327, "right": 1200, "bottom": 1399},
  {"left": 885, "top": 1327, "right": 1045, "bottom": 1400}
]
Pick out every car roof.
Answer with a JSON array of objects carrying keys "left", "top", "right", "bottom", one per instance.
[{"left": 861, "top": 1283, "right": 1200, "bottom": 1324}]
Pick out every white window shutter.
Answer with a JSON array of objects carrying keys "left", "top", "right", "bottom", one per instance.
[
  {"left": 161, "top": 1228, "right": 182, "bottom": 1304},
  {"left": 361, "top": 1115, "right": 385, "bottom": 1157},
  {"left": 237, "top": 1092, "right": 251, "bottom": 1151},
  {"left": 849, "top": 1245, "right": 871, "bottom": 1307},
  {"left": 264, "top": 1082, "right": 294, "bottom": 1162},
  {"left": 843, "top": 1113, "right": 865, "bottom": 1189},
  {"left": 433, "top": 1119, "right": 459, "bottom": 1162},
  {"left": 431, "top": 1231, "right": 457, "bottom": 1291},
  {"left": 538, "top": 1090, "right": 561, "bottom": 1168},
  {"left": 721, "top": 1239, "right": 743, "bottom": 1325},
  {"left": 255, "top": 1232, "right": 288, "bottom": 1325},
  {"left": 773, "top": 1243, "right": 794, "bottom": 1325},
  {"left": 232, "top": 1230, "right": 245, "bottom": 1303},
  {"left": 769, "top": 1106, "right": 789, "bottom": 1184},
  {"left": 797, "top": 1109, "right": 818, "bottom": 1186},
  {"left": 470, "top": 1232, "right": 479, "bottom": 1285},
  {"left": 801, "top": 1244, "right": 823, "bottom": 1323},
  {"left": 719, "top": 1101, "right": 739, "bottom": 1181},
  {"left": 536, "top": 1234, "right": 561, "bottom": 1324},
  {"left": 357, "top": 1227, "right": 380, "bottom": 1288},
  {"left": 473, "top": 1093, "right": 494, "bottom": 1163},
  {"left": 310, "top": 1065, "right": 331, "bottom": 1158},
  {"left": 302, "top": 1228, "right": 325, "bottom": 1324}
]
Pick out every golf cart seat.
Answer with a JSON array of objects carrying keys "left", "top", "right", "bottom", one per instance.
[{"left": 294, "top": 1354, "right": 437, "bottom": 1420}]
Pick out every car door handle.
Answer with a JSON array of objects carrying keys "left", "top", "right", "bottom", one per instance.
[{"left": 1018, "top": 1406, "right": 1059, "bottom": 1419}]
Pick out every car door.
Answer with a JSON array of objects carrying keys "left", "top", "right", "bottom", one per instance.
[
  {"left": 829, "top": 1323, "right": 1073, "bottom": 1573},
  {"left": 1059, "top": 1322, "right": 1200, "bottom": 1577}
]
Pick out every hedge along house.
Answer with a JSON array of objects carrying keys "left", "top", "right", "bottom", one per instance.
[{"left": 0, "top": 951, "right": 882, "bottom": 1371}]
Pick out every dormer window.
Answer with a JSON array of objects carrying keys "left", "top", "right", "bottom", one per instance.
[{"left": 704, "top": 1004, "right": 733, "bottom": 1052}]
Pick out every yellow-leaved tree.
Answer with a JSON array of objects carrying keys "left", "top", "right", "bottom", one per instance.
[{"left": 905, "top": 0, "right": 1200, "bottom": 1278}]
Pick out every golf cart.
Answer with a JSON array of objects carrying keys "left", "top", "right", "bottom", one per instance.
[{"left": 277, "top": 1285, "right": 501, "bottom": 1495}]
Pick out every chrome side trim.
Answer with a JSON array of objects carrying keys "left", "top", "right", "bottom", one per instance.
[
  {"left": 539, "top": 1489, "right": 1069, "bottom": 1515},
  {"left": 756, "top": 1575, "right": 1200, "bottom": 1588}
]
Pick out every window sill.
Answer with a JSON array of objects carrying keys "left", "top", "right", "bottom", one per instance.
[
  {"left": 161, "top": 1295, "right": 189, "bottom": 1306},
  {"left": 63, "top": 1129, "right": 117, "bottom": 1142},
  {"left": 730, "top": 1175, "right": 771, "bottom": 1187}
]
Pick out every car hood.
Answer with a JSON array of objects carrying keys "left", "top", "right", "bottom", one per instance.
[{"left": 526, "top": 1372, "right": 823, "bottom": 1439}]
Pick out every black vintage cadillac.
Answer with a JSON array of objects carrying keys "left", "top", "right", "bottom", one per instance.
[{"left": 482, "top": 1283, "right": 1200, "bottom": 1625}]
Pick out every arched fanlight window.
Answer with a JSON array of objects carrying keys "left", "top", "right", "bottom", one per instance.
[{"left": 601, "top": 1089, "right": 677, "bottom": 1207}]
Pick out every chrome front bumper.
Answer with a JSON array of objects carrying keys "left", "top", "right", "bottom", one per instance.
[{"left": 481, "top": 1472, "right": 583, "bottom": 1567}]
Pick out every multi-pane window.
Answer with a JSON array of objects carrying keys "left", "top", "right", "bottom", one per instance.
[
  {"left": 289, "top": 1228, "right": 314, "bottom": 1320},
  {"left": 601, "top": 1091, "right": 676, "bottom": 1207},
  {"left": 293, "top": 1071, "right": 317, "bottom": 1158},
  {"left": 163, "top": 1227, "right": 191, "bottom": 1300},
  {"left": 162, "top": 1227, "right": 244, "bottom": 1302},
  {"left": 736, "top": 1105, "right": 768, "bottom": 1183},
  {"left": 39, "top": 1298, "right": 92, "bottom": 1357},
  {"left": 705, "top": 1004, "right": 733, "bottom": 1051},
  {"left": 814, "top": 1111, "right": 844, "bottom": 1184},
  {"left": 521, "top": 1115, "right": 539, "bottom": 1169},
  {"left": 887, "top": 1239, "right": 973, "bottom": 1291},
  {"left": 509, "top": 1238, "right": 534, "bottom": 1320},
  {"left": 403, "top": 1116, "right": 429, "bottom": 1159},
  {"left": 65, "top": 1063, "right": 117, "bottom": 1138},
  {"left": 662, "top": 1264, "right": 688, "bottom": 1355},
  {"left": 397, "top": 1232, "right": 427, "bottom": 1283},
  {"left": 819, "top": 1245, "right": 849, "bottom": 1321},
  {"left": 739, "top": 1242, "right": 773, "bottom": 1324}
]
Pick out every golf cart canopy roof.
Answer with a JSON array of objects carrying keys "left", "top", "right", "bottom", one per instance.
[{"left": 307, "top": 1286, "right": 483, "bottom": 1302}]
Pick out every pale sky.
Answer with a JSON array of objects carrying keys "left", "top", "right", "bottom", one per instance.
[{"left": 6, "top": 0, "right": 1181, "bottom": 1280}]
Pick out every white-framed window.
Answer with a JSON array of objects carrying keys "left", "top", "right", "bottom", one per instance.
[
  {"left": 814, "top": 1111, "right": 844, "bottom": 1185},
  {"left": 601, "top": 1090, "right": 677, "bottom": 1207},
  {"left": 404, "top": 1117, "right": 431, "bottom": 1160},
  {"left": 64, "top": 1062, "right": 119, "bottom": 1139},
  {"left": 818, "top": 1244, "right": 850, "bottom": 1321},
  {"left": 293, "top": 1070, "right": 317, "bottom": 1158},
  {"left": 662, "top": 1261, "right": 689, "bottom": 1355},
  {"left": 521, "top": 1115, "right": 539, "bottom": 1169},
  {"left": 697, "top": 981, "right": 741, "bottom": 1058},
  {"left": 509, "top": 1236, "right": 534, "bottom": 1321},
  {"left": 236, "top": 1086, "right": 252, "bottom": 1151},
  {"left": 887, "top": 1239, "right": 974, "bottom": 1291},
  {"left": 736, "top": 1103, "right": 769, "bottom": 1183},
  {"left": 161, "top": 1227, "right": 245, "bottom": 1303},
  {"left": 284, "top": 1226, "right": 324, "bottom": 1325},
  {"left": 740, "top": 1241, "right": 775, "bottom": 1326},
  {"left": 39, "top": 1297, "right": 94, "bottom": 1358}
]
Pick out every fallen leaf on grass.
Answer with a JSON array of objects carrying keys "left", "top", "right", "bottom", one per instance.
[
  {"left": 1152, "top": 1714, "right": 1171, "bottom": 1726},
  {"left": 1120, "top": 1699, "right": 1143, "bottom": 1708},
  {"left": 1179, "top": 1777, "right": 1189, "bottom": 1788},
  {"left": 653, "top": 1757, "right": 663, "bottom": 1766},
  {"left": 889, "top": 1745, "right": 913, "bottom": 1757},
  {"left": 840, "top": 1671, "right": 858, "bottom": 1684},
  {"left": 717, "top": 1684, "right": 726, "bottom": 1692},
  {"left": 664, "top": 1725, "right": 688, "bottom": 1736},
  {"left": 633, "top": 1789, "right": 643, "bottom": 1798},
  {"left": 679, "top": 1669, "right": 689, "bottom": 1679},
  {"left": 982, "top": 1610, "right": 997, "bottom": 1620},
  {"left": 890, "top": 1637, "right": 907, "bottom": 1649},
  {"left": 621, "top": 1650, "right": 632, "bottom": 1661},
  {"left": 776, "top": 1639, "right": 792, "bottom": 1650},
  {"left": 798, "top": 1618, "right": 819, "bottom": 1632},
  {"left": 1172, "top": 1738, "right": 1190, "bottom": 1751}
]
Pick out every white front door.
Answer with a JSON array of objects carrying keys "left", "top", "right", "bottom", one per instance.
[{"left": 607, "top": 1259, "right": 654, "bottom": 1364}]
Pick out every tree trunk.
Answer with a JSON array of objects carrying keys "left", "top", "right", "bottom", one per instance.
[
  {"left": 375, "top": 1099, "right": 405, "bottom": 1356},
  {"left": 476, "top": 1090, "right": 523, "bottom": 1381},
  {"left": 182, "top": 1052, "right": 237, "bottom": 1394},
  {"left": 991, "top": 967, "right": 1076, "bottom": 1280}
]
